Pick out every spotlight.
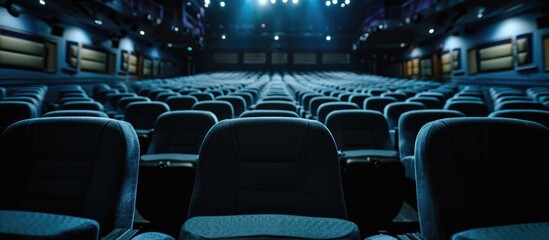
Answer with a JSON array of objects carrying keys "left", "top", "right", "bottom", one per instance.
[
  {"left": 261, "top": 23, "right": 266, "bottom": 28},
  {"left": 167, "top": 43, "right": 173, "bottom": 47},
  {"left": 221, "top": 34, "right": 226, "bottom": 39},
  {"left": 332, "top": 0, "right": 337, "bottom": 4},
  {"left": 477, "top": 13, "right": 483, "bottom": 18},
  {"left": 187, "top": 47, "right": 193, "bottom": 51},
  {"left": 400, "top": 43, "right": 405, "bottom": 47},
  {"left": 271, "top": 0, "right": 276, "bottom": 3},
  {"left": 428, "top": 28, "right": 434, "bottom": 34},
  {"left": 282, "top": 0, "right": 288, "bottom": 3},
  {"left": 220, "top": 1, "right": 225, "bottom": 7},
  {"left": 326, "top": 1, "right": 331, "bottom": 6},
  {"left": 259, "top": 0, "right": 267, "bottom": 4},
  {"left": 94, "top": 14, "right": 102, "bottom": 25},
  {"left": 326, "top": 35, "right": 331, "bottom": 41},
  {"left": 39, "top": 0, "right": 46, "bottom": 5},
  {"left": 274, "top": 35, "right": 279, "bottom": 40},
  {"left": 340, "top": 3, "right": 345, "bottom": 7},
  {"left": 292, "top": 0, "right": 298, "bottom": 4},
  {"left": 139, "top": 30, "right": 145, "bottom": 35},
  {"left": 344, "top": 0, "right": 350, "bottom": 4}
]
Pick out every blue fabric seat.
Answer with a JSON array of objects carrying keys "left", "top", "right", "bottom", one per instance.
[
  {"left": 363, "top": 96, "right": 398, "bottom": 113},
  {"left": 0, "top": 101, "right": 38, "bottom": 134},
  {"left": 383, "top": 102, "right": 426, "bottom": 150},
  {"left": 43, "top": 110, "right": 109, "bottom": 118},
  {"left": 254, "top": 100, "right": 297, "bottom": 113},
  {"left": 192, "top": 100, "right": 234, "bottom": 121},
  {"left": 325, "top": 109, "right": 404, "bottom": 234},
  {"left": 415, "top": 117, "right": 549, "bottom": 240},
  {"left": 489, "top": 109, "right": 549, "bottom": 128},
  {"left": 182, "top": 117, "right": 359, "bottom": 239},
  {"left": 60, "top": 101, "right": 104, "bottom": 111},
  {"left": 0, "top": 117, "right": 139, "bottom": 239},
  {"left": 216, "top": 95, "right": 247, "bottom": 117},
  {"left": 138, "top": 110, "right": 218, "bottom": 237},
  {"left": 317, "top": 102, "right": 359, "bottom": 124},
  {"left": 444, "top": 100, "right": 489, "bottom": 117},
  {"left": 166, "top": 96, "right": 198, "bottom": 111},
  {"left": 240, "top": 109, "right": 300, "bottom": 118}
]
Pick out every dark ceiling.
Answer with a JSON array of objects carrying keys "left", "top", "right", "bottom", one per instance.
[{"left": 1, "top": 0, "right": 546, "bottom": 51}]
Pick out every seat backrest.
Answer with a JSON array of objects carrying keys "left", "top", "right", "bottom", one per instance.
[
  {"left": 124, "top": 101, "right": 170, "bottom": 130},
  {"left": 0, "top": 101, "right": 38, "bottom": 134},
  {"left": 489, "top": 109, "right": 549, "bottom": 128},
  {"left": 189, "top": 92, "right": 215, "bottom": 102},
  {"left": 443, "top": 100, "right": 489, "bottom": 117},
  {"left": 148, "top": 110, "right": 218, "bottom": 154},
  {"left": 117, "top": 96, "right": 151, "bottom": 113},
  {"left": 43, "top": 110, "right": 109, "bottom": 118},
  {"left": 0, "top": 117, "right": 139, "bottom": 237},
  {"left": 240, "top": 110, "right": 300, "bottom": 118},
  {"left": 166, "top": 96, "right": 198, "bottom": 111},
  {"left": 60, "top": 101, "right": 104, "bottom": 111},
  {"left": 309, "top": 97, "right": 339, "bottom": 117},
  {"left": 216, "top": 96, "right": 247, "bottom": 117},
  {"left": 384, "top": 102, "right": 426, "bottom": 130},
  {"left": 326, "top": 109, "right": 393, "bottom": 151},
  {"left": 188, "top": 117, "right": 347, "bottom": 220},
  {"left": 317, "top": 102, "right": 359, "bottom": 124},
  {"left": 192, "top": 100, "right": 234, "bottom": 121},
  {"left": 348, "top": 94, "right": 371, "bottom": 108},
  {"left": 494, "top": 100, "right": 546, "bottom": 111},
  {"left": 406, "top": 97, "right": 443, "bottom": 109},
  {"left": 254, "top": 101, "right": 297, "bottom": 113},
  {"left": 415, "top": 117, "right": 549, "bottom": 240},
  {"left": 398, "top": 109, "right": 465, "bottom": 159},
  {"left": 363, "top": 96, "right": 398, "bottom": 113}
]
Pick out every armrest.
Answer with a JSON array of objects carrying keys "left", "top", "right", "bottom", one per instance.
[
  {"left": 140, "top": 153, "right": 199, "bottom": 168},
  {"left": 340, "top": 149, "right": 399, "bottom": 159},
  {"left": 0, "top": 210, "right": 99, "bottom": 240},
  {"left": 102, "top": 228, "right": 139, "bottom": 240}
]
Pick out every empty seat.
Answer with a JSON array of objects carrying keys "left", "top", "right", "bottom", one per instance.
[
  {"left": 0, "top": 117, "right": 139, "bottom": 239},
  {"left": 363, "top": 96, "right": 398, "bottom": 113},
  {"left": 240, "top": 109, "right": 300, "bottom": 118},
  {"left": 260, "top": 96, "right": 294, "bottom": 102},
  {"left": 114, "top": 96, "right": 151, "bottom": 119},
  {"left": 60, "top": 101, "right": 104, "bottom": 111},
  {"left": 349, "top": 94, "right": 372, "bottom": 108},
  {"left": 124, "top": 101, "right": 170, "bottom": 137},
  {"left": 383, "top": 102, "right": 426, "bottom": 150},
  {"left": 317, "top": 102, "right": 359, "bottom": 124},
  {"left": 406, "top": 96, "right": 443, "bottom": 109},
  {"left": 189, "top": 92, "right": 215, "bottom": 102},
  {"left": 398, "top": 109, "right": 465, "bottom": 208},
  {"left": 415, "top": 117, "right": 549, "bottom": 240},
  {"left": 0, "top": 101, "right": 38, "bottom": 134},
  {"left": 192, "top": 100, "right": 234, "bottom": 121},
  {"left": 325, "top": 109, "right": 404, "bottom": 234},
  {"left": 381, "top": 92, "right": 408, "bottom": 101},
  {"left": 489, "top": 109, "right": 549, "bottom": 128},
  {"left": 443, "top": 100, "right": 489, "bottom": 117},
  {"left": 166, "top": 96, "right": 198, "bottom": 111},
  {"left": 254, "top": 100, "right": 297, "bottom": 113},
  {"left": 216, "top": 95, "right": 247, "bottom": 117},
  {"left": 308, "top": 96, "right": 339, "bottom": 119},
  {"left": 138, "top": 111, "right": 218, "bottom": 237},
  {"left": 494, "top": 100, "right": 546, "bottom": 111},
  {"left": 43, "top": 110, "right": 109, "bottom": 118},
  {"left": 181, "top": 117, "right": 359, "bottom": 239}
]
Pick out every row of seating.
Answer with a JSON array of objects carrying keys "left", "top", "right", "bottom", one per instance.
[{"left": 2, "top": 71, "right": 549, "bottom": 240}]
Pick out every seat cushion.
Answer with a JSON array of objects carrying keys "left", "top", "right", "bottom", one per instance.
[
  {"left": 0, "top": 210, "right": 99, "bottom": 240},
  {"left": 181, "top": 214, "right": 360, "bottom": 239},
  {"left": 452, "top": 222, "right": 549, "bottom": 240}
]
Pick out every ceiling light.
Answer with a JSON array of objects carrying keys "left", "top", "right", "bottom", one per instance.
[
  {"left": 340, "top": 3, "right": 345, "bottom": 7},
  {"left": 477, "top": 13, "right": 483, "bottom": 18},
  {"left": 204, "top": 4, "right": 209, "bottom": 7},
  {"left": 326, "top": 35, "right": 331, "bottom": 41},
  {"left": 332, "top": 0, "right": 337, "bottom": 4},
  {"left": 186, "top": 1, "right": 192, "bottom": 6},
  {"left": 221, "top": 34, "right": 226, "bottom": 39},
  {"left": 292, "top": 0, "right": 298, "bottom": 4},
  {"left": 282, "top": 0, "right": 288, "bottom": 3},
  {"left": 261, "top": 23, "right": 266, "bottom": 28},
  {"left": 325, "top": 1, "right": 331, "bottom": 6},
  {"left": 259, "top": 0, "right": 267, "bottom": 5},
  {"left": 400, "top": 43, "right": 405, "bottom": 47},
  {"left": 220, "top": 1, "right": 225, "bottom": 7},
  {"left": 39, "top": 0, "right": 46, "bottom": 5},
  {"left": 271, "top": 0, "right": 276, "bottom": 3},
  {"left": 174, "top": 26, "right": 179, "bottom": 32},
  {"left": 167, "top": 43, "right": 173, "bottom": 47},
  {"left": 344, "top": 0, "right": 350, "bottom": 4},
  {"left": 274, "top": 35, "right": 279, "bottom": 40},
  {"left": 379, "top": 24, "right": 384, "bottom": 29},
  {"left": 94, "top": 19, "right": 102, "bottom": 25},
  {"left": 139, "top": 30, "right": 145, "bottom": 35},
  {"left": 187, "top": 47, "right": 193, "bottom": 51},
  {"left": 428, "top": 28, "right": 434, "bottom": 34}
]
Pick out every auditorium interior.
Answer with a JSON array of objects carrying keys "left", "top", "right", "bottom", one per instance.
[{"left": 1, "top": 0, "right": 549, "bottom": 239}]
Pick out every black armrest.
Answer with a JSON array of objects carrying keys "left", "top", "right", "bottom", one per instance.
[{"left": 140, "top": 153, "right": 199, "bottom": 168}]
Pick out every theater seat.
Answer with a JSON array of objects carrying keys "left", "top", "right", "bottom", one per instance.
[
  {"left": 42, "top": 110, "right": 109, "bottom": 118},
  {"left": 181, "top": 117, "right": 359, "bottom": 239},
  {"left": 0, "top": 117, "right": 139, "bottom": 239},
  {"left": 0, "top": 101, "right": 38, "bottom": 134},
  {"left": 192, "top": 100, "right": 234, "bottom": 121},
  {"left": 240, "top": 109, "right": 300, "bottom": 118},
  {"left": 415, "top": 117, "right": 549, "bottom": 240},
  {"left": 138, "top": 110, "right": 218, "bottom": 237},
  {"left": 489, "top": 109, "right": 549, "bottom": 128}
]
